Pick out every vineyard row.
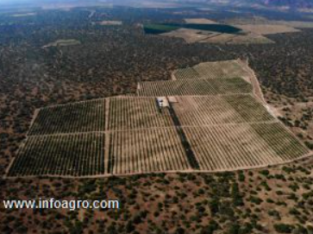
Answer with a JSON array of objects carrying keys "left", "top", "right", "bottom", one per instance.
[
  {"left": 137, "top": 78, "right": 252, "bottom": 97},
  {"left": 8, "top": 123, "right": 309, "bottom": 177},
  {"left": 174, "top": 60, "right": 250, "bottom": 80},
  {"left": 8, "top": 133, "right": 105, "bottom": 176},
  {"left": 29, "top": 99, "right": 106, "bottom": 135}
]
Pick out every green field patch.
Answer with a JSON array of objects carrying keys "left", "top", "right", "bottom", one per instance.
[
  {"left": 8, "top": 133, "right": 105, "bottom": 176},
  {"left": 251, "top": 123, "right": 309, "bottom": 160},
  {"left": 144, "top": 23, "right": 242, "bottom": 35},
  {"left": 29, "top": 100, "right": 105, "bottom": 135}
]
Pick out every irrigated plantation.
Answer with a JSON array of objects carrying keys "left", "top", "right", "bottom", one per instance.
[
  {"left": 224, "top": 94, "right": 274, "bottom": 122},
  {"left": 172, "top": 95, "right": 273, "bottom": 126},
  {"left": 174, "top": 60, "right": 250, "bottom": 80},
  {"left": 210, "top": 78, "right": 253, "bottom": 94},
  {"left": 108, "top": 97, "right": 173, "bottom": 130},
  {"left": 183, "top": 125, "right": 283, "bottom": 170},
  {"left": 2, "top": 7, "right": 313, "bottom": 233},
  {"left": 137, "top": 77, "right": 252, "bottom": 96},
  {"left": 6, "top": 60, "right": 311, "bottom": 177},
  {"left": 251, "top": 123, "right": 309, "bottom": 159},
  {"left": 172, "top": 96, "right": 245, "bottom": 126},
  {"left": 8, "top": 133, "right": 105, "bottom": 176},
  {"left": 29, "top": 99, "right": 106, "bottom": 135},
  {"left": 138, "top": 80, "right": 217, "bottom": 96},
  {"left": 108, "top": 128, "right": 191, "bottom": 174}
]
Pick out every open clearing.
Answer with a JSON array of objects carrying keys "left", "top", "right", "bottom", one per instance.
[
  {"left": 162, "top": 28, "right": 213, "bottom": 43},
  {"left": 11, "top": 12, "right": 37, "bottom": 17},
  {"left": 160, "top": 26, "right": 273, "bottom": 44},
  {"left": 98, "top": 20, "right": 122, "bottom": 26},
  {"left": 153, "top": 17, "right": 312, "bottom": 44},
  {"left": 235, "top": 24, "right": 300, "bottom": 35},
  {"left": 184, "top": 18, "right": 217, "bottom": 24},
  {"left": 6, "top": 60, "right": 311, "bottom": 177},
  {"left": 42, "top": 39, "right": 81, "bottom": 48}
]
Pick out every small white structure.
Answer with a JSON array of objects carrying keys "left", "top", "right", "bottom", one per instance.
[
  {"left": 168, "top": 96, "right": 178, "bottom": 103},
  {"left": 156, "top": 97, "right": 169, "bottom": 108}
]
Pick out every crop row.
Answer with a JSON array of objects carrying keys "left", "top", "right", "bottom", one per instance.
[
  {"left": 194, "top": 60, "right": 249, "bottom": 79},
  {"left": 183, "top": 125, "right": 284, "bottom": 171},
  {"left": 173, "top": 96, "right": 245, "bottom": 126},
  {"left": 251, "top": 123, "right": 309, "bottom": 160},
  {"left": 138, "top": 78, "right": 252, "bottom": 96},
  {"left": 108, "top": 97, "right": 173, "bottom": 130},
  {"left": 138, "top": 80, "right": 217, "bottom": 96},
  {"left": 108, "top": 128, "right": 191, "bottom": 174},
  {"left": 223, "top": 94, "right": 275, "bottom": 122},
  {"left": 174, "top": 67, "right": 200, "bottom": 80},
  {"left": 29, "top": 99, "right": 106, "bottom": 135},
  {"left": 8, "top": 123, "right": 308, "bottom": 176},
  {"left": 8, "top": 133, "right": 105, "bottom": 176}
]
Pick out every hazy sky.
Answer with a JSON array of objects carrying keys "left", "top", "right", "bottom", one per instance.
[{"left": 0, "top": 0, "right": 94, "bottom": 6}]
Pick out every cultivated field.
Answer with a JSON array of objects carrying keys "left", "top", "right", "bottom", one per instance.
[
  {"left": 162, "top": 28, "right": 274, "bottom": 45},
  {"left": 183, "top": 125, "right": 283, "bottom": 171},
  {"left": 29, "top": 99, "right": 106, "bottom": 135},
  {"left": 138, "top": 78, "right": 252, "bottom": 96},
  {"left": 162, "top": 28, "right": 213, "bottom": 44},
  {"left": 251, "top": 123, "right": 309, "bottom": 160},
  {"left": 184, "top": 18, "right": 217, "bottom": 24},
  {"left": 108, "top": 97, "right": 173, "bottom": 130},
  {"left": 235, "top": 24, "right": 300, "bottom": 35},
  {"left": 108, "top": 128, "right": 191, "bottom": 174},
  {"left": 223, "top": 95, "right": 274, "bottom": 122},
  {"left": 174, "top": 66, "right": 201, "bottom": 80},
  {"left": 174, "top": 60, "right": 251, "bottom": 80},
  {"left": 6, "top": 59, "right": 311, "bottom": 178},
  {"left": 8, "top": 133, "right": 105, "bottom": 176},
  {"left": 172, "top": 95, "right": 273, "bottom": 126},
  {"left": 199, "top": 33, "right": 273, "bottom": 45}
]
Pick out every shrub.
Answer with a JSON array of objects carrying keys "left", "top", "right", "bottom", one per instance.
[{"left": 274, "top": 223, "right": 294, "bottom": 233}]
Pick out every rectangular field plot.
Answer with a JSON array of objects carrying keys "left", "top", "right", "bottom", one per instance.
[
  {"left": 223, "top": 95, "right": 274, "bottom": 122},
  {"left": 193, "top": 60, "right": 250, "bottom": 79},
  {"left": 173, "top": 96, "right": 244, "bottom": 126},
  {"left": 210, "top": 78, "right": 252, "bottom": 94},
  {"left": 108, "top": 128, "right": 191, "bottom": 174},
  {"left": 172, "top": 94, "right": 273, "bottom": 126},
  {"left": 138, "top": 80, "right": 216, "bottom": 96},
  {"left": 108, "top": 97, "right": 174, "bottom": 130},
  {"left": 251, "top": 123, "right": 309, "bottom": 160},
  {"left": 173, "top": 67, "right": 200, "bottom": 80},
  {"left": 138, "top": 78, "right": 251, "bottom": 96},
  {"left": 183, "top": 125, "right": 284, "bottom": 171},
  {"left": 29, "top": 99, "right": 105, "bottom": 135},
  {"left": 8, "top": 133, "right": 105, "bottom": 177}
]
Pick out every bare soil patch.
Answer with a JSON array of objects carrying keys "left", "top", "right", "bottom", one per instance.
[
  {"left": 184, "top": 18, "right": 217, "bottom": 24},
  {"left": 42, "top": 39, "right": 81, "bottom": 48},
  {"left": 98, "top": 20, "right": 123, "bottom": 26},
  {"left": 236, "top": 24, "right": 300, "bottom": 35}
]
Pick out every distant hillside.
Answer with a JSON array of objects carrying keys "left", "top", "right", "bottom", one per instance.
[
  {"left": 250, "top": 0, "right": 313, "bottom": 9},
  {"left": 190, "top": 0, "right": 313, "bottom": 10}
]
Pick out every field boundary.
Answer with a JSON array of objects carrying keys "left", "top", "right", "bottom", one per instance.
[{"left": 4, "top": 152, "right": 313, "bottom": 179}]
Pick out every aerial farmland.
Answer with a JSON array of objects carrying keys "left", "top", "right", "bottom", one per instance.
[{"left": 6, "top": 59, "right": 310, "bottom": 178}]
